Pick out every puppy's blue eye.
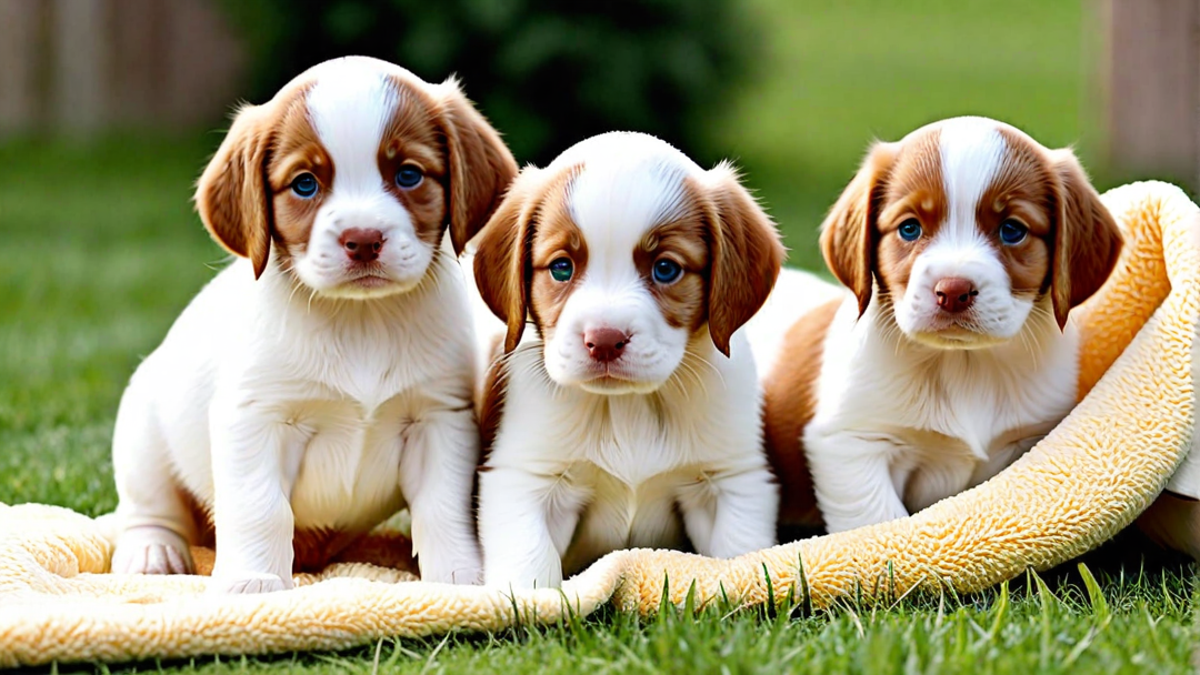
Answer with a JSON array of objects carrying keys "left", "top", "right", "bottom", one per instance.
[
  {"left": 652, "top": 259, "right": 683, "bottom": 284},
  {"left": 898, "top": 219, "right": 922, "bottom": 242},
  {"left": 549, "top": 258, "right": 573, "bottom": 282},
  {"left": 999, "top": 219, "right": 1028, "bottom": 245},
  {"left": 290, "top": 173, "right": 318, "bottom": 198},
  {"left": 395, "top": 166, "right": 424, "bottom": 189}
]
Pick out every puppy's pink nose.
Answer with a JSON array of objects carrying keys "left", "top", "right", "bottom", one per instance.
[
  {"left": 340, "top": 228, "right": 385, "bottom": 263},
  {"left": 584, "top": 328, "right": 630, "bottom": 363},
  {"left": 934, "top": 277, "right": 977, "bottom": 314}
]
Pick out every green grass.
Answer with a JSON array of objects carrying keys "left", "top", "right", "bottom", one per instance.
[
  {"left": 1, "top": 0, "right": 1196, "bottom": 672},
  {"left": 713, "top": 0, "right": 1098, "bottom": 270},
  {"left": 34, "top": 568, "right": 1200, "bottom": 674},
  {"left": 0, "top": 136, "right": 220, "bottom": 515}
]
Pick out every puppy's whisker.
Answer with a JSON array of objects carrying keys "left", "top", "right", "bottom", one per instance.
[
  {"left": 285, "top": 276, "right": 305, "bottom": 306},
  {"left": 668, "top": 359, "right": 705, "bottom": 401},
  {"left": 1017, "top": 329, "right": 1041, "bottom": 370},
  {"left": 664, "top": 369, "right": 691, "bottom": 402},
  {"left": 686, "top": 352, "right": 725, "bottom": 392}
]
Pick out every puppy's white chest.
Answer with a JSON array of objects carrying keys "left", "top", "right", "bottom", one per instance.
[
  {"left": 281, "top": 394, "right": 411, "bottom": 530},
  {"left": 909, "top": 353, "right": 1068, "bottom": 450},
  {"left": 561, "top": 445, "right": 698, "bottom": 572},
  {"left": 557, "top": 398, "right": 722, "bottom": 551},
  {"left": 869, "top": 353, "right": 1072, "bottom": 510},
  {"left": 288, "top": 331, "right": 423, "bottom": 412},
  {"left": 561, "top": 395, "right": 713, "bottom": 485},
  {"left": 576, "top": 440, "right": 695, "bottom": 517},
  {"left": 251, "top": 312, "right": 469, "bottom": 532},
  {"left": 905, "top": 380, "right": 1015, "bottom": 460}
]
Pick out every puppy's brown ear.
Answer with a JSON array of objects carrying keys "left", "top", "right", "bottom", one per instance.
[
  {"left": 1048, "top": 149, "right": 1123, "bottom": 330},
  {"left": 819, "top": 141, "right": 898, "bottom": 316},
  {"left": 473, "top": 169, "right": 543, "bottom": 353},
  {"left": 437, "top": 78, "right": 520, "bottom": 256},
  {"left": 195, "top": 104, "right": 275, "bottom": 279},
  {"left": 703, "top": 163, "right": 786, "bottom": 357}
]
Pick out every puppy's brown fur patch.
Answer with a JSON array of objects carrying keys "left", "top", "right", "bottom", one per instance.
[{"left": 761, "top": 298, "right": 840, "bottom": 533}]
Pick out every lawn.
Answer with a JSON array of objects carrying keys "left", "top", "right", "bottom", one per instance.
[
  {"left": 1, "top": 0, "right": 1196, "bottom": 672},
  {"left": 713, "top": 0, "right": 1100, "bottom": 270}
]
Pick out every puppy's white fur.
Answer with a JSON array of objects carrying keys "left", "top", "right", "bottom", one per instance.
[
  {"left": 110, "top": 56, "right": 516, "bottom": 592},
  {"left": 293, "top": 63, "right": 437, "bottom": 296},
  {"left": 749, "top": 117, "right": 1121, "bottom": 534},
  {"left": 543, "top": 136, "right": 702, "bottom": 393},
  {"left": 753, "top": 268, "right": 1075, "bottom": 532},
  {"left": 469, "top": 132, "right": 782, "bottom": 589}
]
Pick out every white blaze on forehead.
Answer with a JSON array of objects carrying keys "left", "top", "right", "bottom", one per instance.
[
  {"left": 305, "top": 61, "right": 400, "bottom": 191},
  {"left": 560, "top": 132, "right": 700, "bottom": 280},
  {"left": 935, "top": 117, "right": 1007, "bottom": 247}
]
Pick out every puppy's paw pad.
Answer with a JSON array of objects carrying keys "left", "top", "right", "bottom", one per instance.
[
  {"left": 210, "top": 572, "right": 291, "bottom": 595},
  {"left": 112, "top": 527, "right": 193, "bottom": 575}
]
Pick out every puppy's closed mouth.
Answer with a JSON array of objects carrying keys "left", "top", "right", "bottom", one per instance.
[
  {"left": 347, "top": 274, "right": 393, "bottom": 289},
  {"left": 339, "top": 265, "right": 397, "bottom": 289},
  {"left": 912, "top": 323, "right": 1009, "bottom": 350},
  {"left": 583, "top": 367, "right": 635, "bottom": 384},
  {"left": 575, "top": 366, "right": 662, "bottom": 395},
  {"left": 930, "top": 322, "right": 979, "bottom": 337}
]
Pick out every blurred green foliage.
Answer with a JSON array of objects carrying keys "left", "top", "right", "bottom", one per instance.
[{"left": 219, "top": 0, "right": 762, "bottom": 165}]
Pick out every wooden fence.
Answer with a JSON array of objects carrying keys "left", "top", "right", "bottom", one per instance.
[
  {"left": 1102, "top": 0, "right": 1200, "bottom": 188},
  {"left": 0, "top": 0, "right": 245, "bottom": 135}
]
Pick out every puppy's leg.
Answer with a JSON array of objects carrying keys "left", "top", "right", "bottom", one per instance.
[
  {"left": 806, "top": 430, "right": 909, "bottom": 533},
  {"left": 680, "top": 465, "right": 779, "bottom": 558},
  {"left": 207, "top": 405, "right": 304, "bottom": 594},
  {"left": 110, "top": 384, "right": 195, "bottom": 575},
  {"left": 398, "top": 406, "right": 483, "bottom": 585},
  {"left": 478, "top": 466, "right": 580, "bottom": 590}
]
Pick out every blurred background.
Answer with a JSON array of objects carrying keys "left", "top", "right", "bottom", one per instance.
[{"left": 0, "top": 0, "right": 1196, "bottom": 511}]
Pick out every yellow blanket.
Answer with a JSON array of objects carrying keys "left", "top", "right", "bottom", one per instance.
[{"left": 1, "top": 180, "right": 1196, "bottom": 668}]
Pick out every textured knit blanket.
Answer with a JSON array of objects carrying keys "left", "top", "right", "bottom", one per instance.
[{"left": 1, "top": 180, "right": 1196, "bottom": 668}]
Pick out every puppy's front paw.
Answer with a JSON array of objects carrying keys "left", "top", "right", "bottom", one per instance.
[
  {"left": 111, "top": 526, "right": 194, "bottom": 575},
  {"left": 209, "top": 571, "right": 293, "bottom": 595}
]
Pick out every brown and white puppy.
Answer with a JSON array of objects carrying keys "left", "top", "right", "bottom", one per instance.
[
  {"left": 109, "top": 56, "right": 517, "bottom": 592},
  {"left": 747, "top": 116, "right": 1122, "bottom": 534},
  {"left": 466, "top": 131, "right": 783, "bottom": 589}
]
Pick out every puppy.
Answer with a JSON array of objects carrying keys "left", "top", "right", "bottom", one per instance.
[
  {"left": 109, "top": 56, "right": 518, "bottom": 592},
  {"left": 747, "top": 116, "right": 1122, "bottom": 534},
  {"left": 468, "top": 132, "right": 784, "bottom": 589}
]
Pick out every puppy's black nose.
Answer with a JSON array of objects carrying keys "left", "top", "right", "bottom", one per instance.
[
  {"left": 340, "top": 228, "right": 385, "bottom": 263},
  {"left": 934, "top": 277, "right": 977, "bottom": 314},
  {"left": 584, "top": 328, "right": 630, "bottom": 363}
]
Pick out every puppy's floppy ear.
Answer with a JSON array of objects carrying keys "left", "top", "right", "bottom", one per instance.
[
  {"left": 437, "top": 78, "right": 520, "bottom": 257},
  {"left": 195, "top": 103, "right": 275, "bottom": 279},
  {"left": 703, "top": 162, "right": 786, "bottom": 357},
  {"left": 1048, "top": 149, "right": 1123, "bottom": 330},
  {"left": 819, "top": 141, "right": 898, "bottom": 317},
  {"left": 473, "top": 168, "right": 544, "bottom": 353}
]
